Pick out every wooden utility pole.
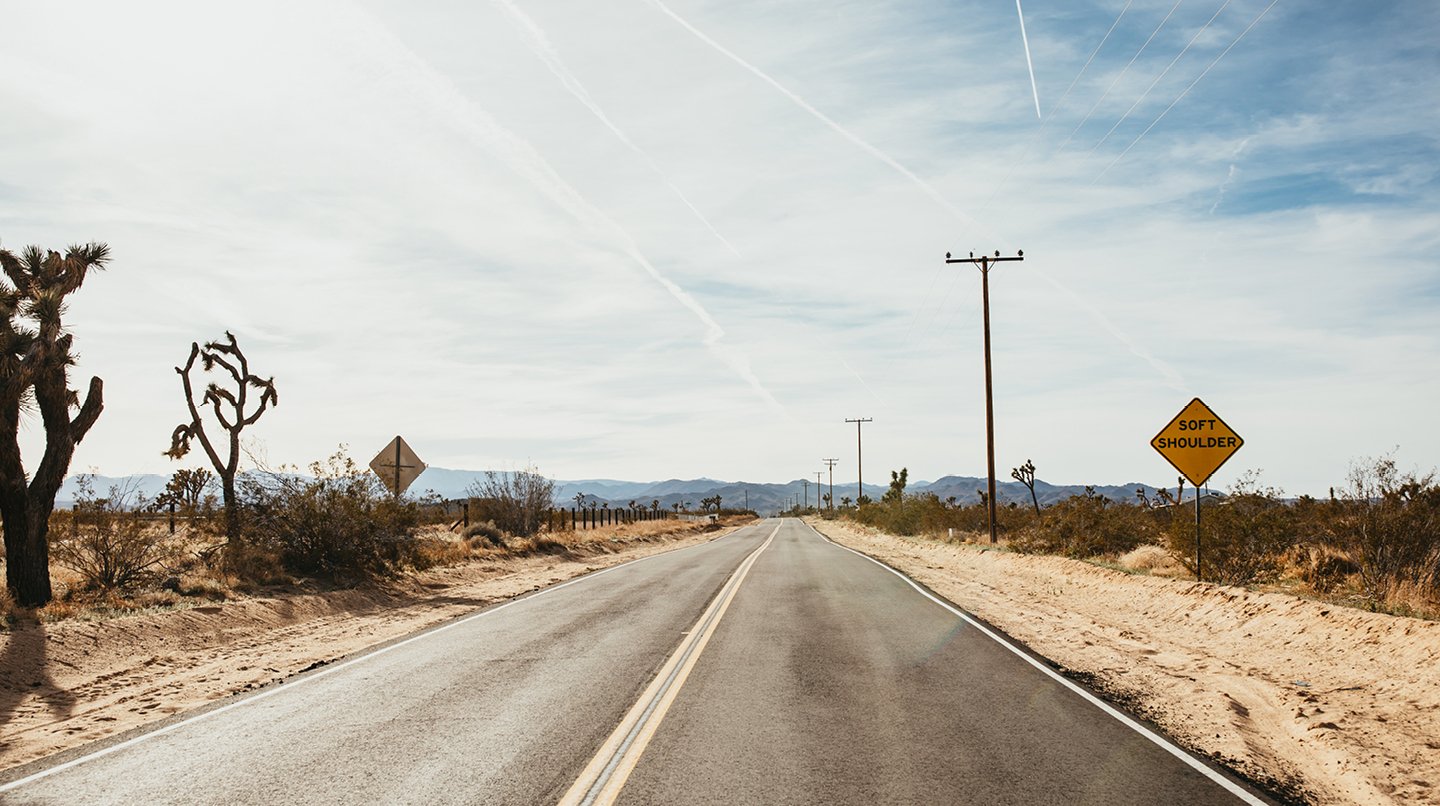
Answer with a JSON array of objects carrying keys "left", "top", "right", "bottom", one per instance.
[
  {"left": 945, "top": 250, "right": 1024, "bottom": 543},
  {"left": 823, "top": 458, "right": 838, "bottom": 510},
  {"left": 845, "top": 418, "right": 872, "bottom": 504}
]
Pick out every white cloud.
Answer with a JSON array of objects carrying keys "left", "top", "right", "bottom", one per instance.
[{"left": 0, "top": 0, "right": 1435, "bottom": 494}]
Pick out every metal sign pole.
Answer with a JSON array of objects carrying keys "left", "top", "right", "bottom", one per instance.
[
  {"left": 1195, "top": 485, "right": 1202, "bottom": 583},
  {"left": 393, "top": 438, "right": 402, "bottom": 499}
]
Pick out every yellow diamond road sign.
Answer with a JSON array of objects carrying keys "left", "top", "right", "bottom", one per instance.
[{"left": 1151, "top": 398, "right": 1243, "bottom": 487}]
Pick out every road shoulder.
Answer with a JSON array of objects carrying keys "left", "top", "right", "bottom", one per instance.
[
  {"left": 808, "top": 518, "right": 1440, "bottom": 806},
  {"left": 0, "top": 520, "right": 753, "bottom": 775}
]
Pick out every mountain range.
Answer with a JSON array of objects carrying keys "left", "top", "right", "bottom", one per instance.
[{"left": 56, "top": 469, "right": 1196, "bottom": 514}]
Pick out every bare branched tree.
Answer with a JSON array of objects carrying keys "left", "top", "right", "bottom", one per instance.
[
  {"left": 469, "top": 466, "right": 555, "bottom": 537},
  {"left": 1011, "top": 459, "right": 1040, "bottom": 515},
  {"left": 164, "top": 332, "right": 277, "bottom": 538},
  {"left": 0, "top": 241, "right": 110, "bottom": 606}
]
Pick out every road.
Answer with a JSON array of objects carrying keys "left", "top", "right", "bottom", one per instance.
[{"left": 0, "top": 519, "right": 1269, "bottom": 805}]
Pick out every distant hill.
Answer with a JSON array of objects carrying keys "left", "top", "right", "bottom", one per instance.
[
  {"left": 914, "top": 476, "right": 1176, "bottom": 508},
  {"left": 54, "top": 469, "right": 1195, "bottom": 513}
]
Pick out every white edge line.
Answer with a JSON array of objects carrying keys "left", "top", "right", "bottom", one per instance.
[
  {"left": 801, "top": 521, "right": 1268, "bottom": 806},
  {"left": 0, "top": 522, "right": 765, "bottom": 794}
]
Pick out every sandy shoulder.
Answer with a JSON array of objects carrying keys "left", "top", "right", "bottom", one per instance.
[
  {"left": 0, "top": 522, "right": 744, "bottom": 774},
  {"left": 810, "top": 519, "right": 1440, "bottom": 806}
]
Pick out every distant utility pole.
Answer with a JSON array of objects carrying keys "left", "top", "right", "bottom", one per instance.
[
  {"left": 814, "top": 472, "right": 824, "bottom": 506},
  {"left": 802, "top": 479, "right": 810, "bottom": 510},
  {"left": 845, "top": 418, "right": 872, "bottom": 503},
  {"left": 945, "top": 249, "right": 1024, "bottom": 544},
  {"left": 823, "top": 458, "right": 838, "bottom": 510}
]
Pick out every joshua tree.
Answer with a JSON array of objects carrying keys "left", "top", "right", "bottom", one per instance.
[
  {"left": 1011, "top": 459, "right": 1040, "bottom": 515},
  {"left": 162, "top": 467, "right": 216, "bottom": 511},
  {"left": 0, "top": 241, "right": 110, "bottom": 606},
  {"left": 164, "top": 332, "right": 277, "bottom": 538},
  {"left": 671, "top": 502, "right": 680, "bottom": 513},
  {"left": 840, "top": 496, "right": 852, "bottom": 508},
  {"left": 651, "top": 499, "right": 660, "bottom": 512},
  {"left": 573, "top": 492, "right": 587, "bottom": 508}
]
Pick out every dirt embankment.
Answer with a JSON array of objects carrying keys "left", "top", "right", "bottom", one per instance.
[
  {"left": 0, "top": 521, "right": 744, "bottom": 774},
  {"left": 810, "top": 519, "right": 1439, "bottom": 806}
]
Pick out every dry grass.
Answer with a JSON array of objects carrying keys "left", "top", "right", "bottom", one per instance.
[
  {"left": 3, "top": 516, "right": 749, "bottom": 627},
  {"left": 1117, "top": 544, "right": 1188, "bottom": 577}
]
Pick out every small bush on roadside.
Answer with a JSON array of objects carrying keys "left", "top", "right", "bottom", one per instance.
[
  {"left": 1013, "top": 490, "right": 1155, "bottom": 558},
  {"left": 466, "top": 466, "right": 556, "bottom": 538},
  {"left": 1333, "top": 456, "right": 1440, "bottom": 607},
  {"left": 51, "top": 476, "right": 178, "bottom": 591},
  {"left": 463, "top": 520, "right": 507, "bottom": 547},
  {"left": 237, "top": 449, "right": 423, "bottom": 580},
  {"left": 1165, "top": 472, "right": 1297, "bottom": 585},
  {"left": 1290, "top": 544, "right": 1360, "bottom": 594}
]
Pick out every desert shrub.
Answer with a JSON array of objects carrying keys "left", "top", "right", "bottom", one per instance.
[
  {"left": 466, "top": 466, "right": 556, "bottom": 538},
  {"left": 1165, "top": 472, "right": 1297, "bottom": 585},
  {"left": 238, "top": 449, "right": 423, "bottom": 579},
  {"left": 1333, "top": 456, "right": 1440, "bottom": 605},
  {"left": 849, "top": 490, "right": 1039, "bottom": 540},
  {"left": 51, "top": 476, "right": 177, "bottom": 590},
  {"left": 1016, "top": 489, "right": 1154, "bottom": 557},
  {"left": 463, "top": 520, "right": 507, "bottom": 547},
  {"left": 1291, "top": 544, "right": 1360, "bottom": 594}
]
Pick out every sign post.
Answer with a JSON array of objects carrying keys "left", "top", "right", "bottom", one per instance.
[
  {"left": 369, "top": 436, "right": 426, "bottom": 497},
  {"left": 1150, "top": 398, "right": 1243, "bottom": 582}
]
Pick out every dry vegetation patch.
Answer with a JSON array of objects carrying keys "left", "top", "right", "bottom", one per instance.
[{"left": 810, "top": 518, "right": 1440, "bottom": 806}]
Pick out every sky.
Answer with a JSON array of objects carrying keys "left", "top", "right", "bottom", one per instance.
[{"left": 1, "top": 0, "right": 1437, "bottom": 496}]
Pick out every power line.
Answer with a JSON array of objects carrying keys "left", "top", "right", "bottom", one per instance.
[
  {"left": 1056, "top": 0, "right": 1185, "bottom": 153},
  {"left": 1091, "top": 0, "right": 1233, "bottom": 151},
  {"left": 1096, "top": 0, "right": 1281, "bottom": 181}
]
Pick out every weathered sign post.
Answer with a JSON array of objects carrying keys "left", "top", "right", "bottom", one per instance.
[
  {"left": 368, "top": 436, "right": 426, "bottom": 498},
  {"left": 1151, "top": 398, "right": 1243, "bottom": 582}
]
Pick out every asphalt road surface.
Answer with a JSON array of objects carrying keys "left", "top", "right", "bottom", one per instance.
[{"left": 0, "top": 519, "right": 1271, "bottom": 805}]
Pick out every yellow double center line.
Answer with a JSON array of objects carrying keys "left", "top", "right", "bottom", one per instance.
[{"left": 558, "top": 525, "right": 779, "bottom": 806}]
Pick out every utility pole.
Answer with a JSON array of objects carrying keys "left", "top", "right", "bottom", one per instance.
[
  {"left": 802, "top": 479, "right": 810, "bottom": 510},
  {"left": 945, "top": 249, "right": 1024, "bottom": 544},
  {"left": 845, "top": 418, "right": 872, "bottom": 504},
  {"left": 814, "top": 472, "right": 824, "bottom": 509},
  {"left": 823, "top": 458, "right": 838, "bottom": 510}
]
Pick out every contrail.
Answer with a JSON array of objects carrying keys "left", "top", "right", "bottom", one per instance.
[
  {"left": 975, "top": 0, "right": 1134, "bottom": 214},
  {"left": 642, "top": 0, "right": 1000, "bottom": 244},
  {"left": 841, "top": 359, "right": 887, "bottom": 407},
  {"left": 1035, "top": 271, "right": 1190, "bottom": 395},
  {"left": 1015, "top": 0, "right": 1042, "bottom": 119},
  {"left": 490, "top": 0, "right": 743, "bottom": 259},
  {"left": 338, "top": 2, "right": 784, "bottom": 412},
  {"left": 1055, "top": 0, "right": 1185, "bottom": 153},
  {"left": 1097, "top": 0, "right": 1280, "bottom": 180},
  {"left": 1091, "top": 0, "right": 1232, "bottom": 150}
]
